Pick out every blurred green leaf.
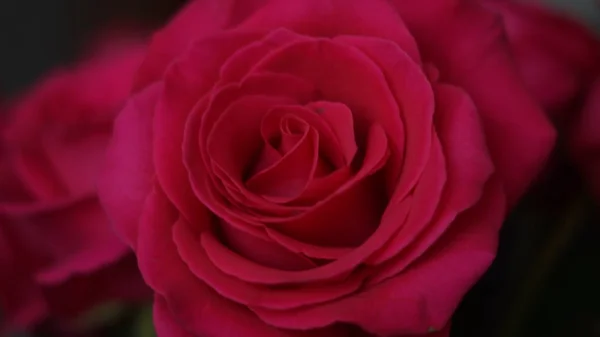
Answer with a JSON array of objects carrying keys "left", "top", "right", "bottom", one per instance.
[
  {"left": 75, "top": 301, "right": 127, "bottom": 331},
  {"left": 134, "top": 304, "right": 156, "bottom": 337}
]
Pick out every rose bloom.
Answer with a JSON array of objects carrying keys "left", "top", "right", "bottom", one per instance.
[
  {"left": 0, "top": 42, "right": 150, "bottom": 331},
  {"left": 99, "top": 1, "right": 555, "bottom": 336},
  {"left": 484, "top": 0, "right": 600, "bottom": 118}
]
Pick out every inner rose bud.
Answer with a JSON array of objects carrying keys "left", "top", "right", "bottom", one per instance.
[{"left": 182, "top": 33, "right": 429, "bottom": 258}]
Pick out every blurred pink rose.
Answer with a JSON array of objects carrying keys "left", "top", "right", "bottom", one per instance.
[
  {"left": 485, "top": 0, "right": 600, "bottom": 118},
  {"left": 0, "top": 40, "right": 151, "bottom": 331}
]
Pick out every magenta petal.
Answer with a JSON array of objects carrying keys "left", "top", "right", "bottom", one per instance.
[
  {"left": 42, "top": 132, "right": 111, "bottom": 197},
  {"left": 200, "top": 194, "right": 407, "bottom": 288},
  {"left": 207, "top": 95, "right": 296, "bottom": 186},
  {"left": 306, "top": 101, "right": 357, "bottom": 164},
  {"left": 486, "top": 0, "right": 600, "bottom": 112},
  {"left": 13, "top": 149, "right": 68, "bottom": 201},
  {"left": 254, "top": 37, "right": 418, "bottom": 197},
  {"left": 239, "top": 0, "right": 421, "bottom": 63},
  {"left": 340, "top": 35, "right": 435, "bottom": 200},
  {"left": 259, "top": 105, "right": 347, "bottom": 171},
  {"left": 269, "top": 123, "right": 388, "bottom": 247},
  {"left": 391, "top": 0, "right": 555, "bottom": 204},
  {"left": 185, "top": 74, "right": 317, "bottom": 219},
  {"left": 218, "top": 28, "right": 307, "bottom": 85},
  {"left": 154, "top": 32, "right": 259, "bottom": 224},
  {"left": 154, "top": 295, "right": 196, "bottom": 337},
  {"left": 0, "top": 226, "right": 46, "bottom": 329},
  {"left": 136, "top": 187, "right": 289, "bottom": 337},
  {"left": 432, "top": 84, "right": 494, "bottom": 211},
  {"left": 3, "top": 198, "right": 128, "bottom": 286},
  {"left": 220, "top": 221, "right": 316, "bottom": 270},
  {"left": 367, "top": 135, "right": 445, "bottom": 265},
  {"left": 134, "top": 0, "right": 250, "bottom": 89},
  {"left": 299, "top": 167, "right": 352, "bottom": 205},
  {"left": 369, "top": 84, "right": 494, "bottom": 266},
  {"left": 193, "top": 125, "right": 392, "bottom": 285},
  {"left": 252, "top": 180, "right": 504, "bottom": 336},
  {"left": 31, "top": 200, "right": 129, "bottom": 285},
  {"left": 246, "top": 126, "right": 319, "bottom": 202},
  {"left": 175, "top": 222, "right": 363, "bottom": 310},
  {"left": 255, "top": 38, "right": 403, "bottom": 146},
  {"left": 266, "top": 228, "right": 352, "bottom": 260},
  {"left": 98, "top": 84, "right": 160, "bottom": 248}
]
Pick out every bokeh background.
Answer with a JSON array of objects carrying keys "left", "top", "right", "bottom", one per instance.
[{"left": 1, "top": 1, "right": 599, "bottom": 336}]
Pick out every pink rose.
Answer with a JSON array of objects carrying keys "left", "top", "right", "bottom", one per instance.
[
  {"left": 0, "top": 42, "right": 150, "bottom": 331},
  {"left": 100, "top": 1, "right": 555, "bottom": 336},
  {"left": 484, "top": 0, "right": 600, "bottom": 117}
]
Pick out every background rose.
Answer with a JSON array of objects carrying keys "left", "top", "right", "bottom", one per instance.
[
  {"left": 484, "top": 0, "right": 600, "bottom": 118},
  {"left": 0, "top": 41, "right": 150, "bottom": 331},
  {"left": 485, "top": 1, "right": 600, "bottom": 198},
  {"left": 100, "top": 0, "right": 555, "bottom": 336},
  {"left": 571, "top": 79, "right": 600, "bottom": 197}
]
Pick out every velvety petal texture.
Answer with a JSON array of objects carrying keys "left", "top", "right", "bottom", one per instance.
[
  {"left": 99, "top": 0, "right": 555, "bottom": 336},
  {"left": 0, "top": 41, "right": 150, "bottom": 331}
]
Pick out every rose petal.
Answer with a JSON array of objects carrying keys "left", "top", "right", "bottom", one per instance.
[
  {"left": 154, "top": 32, "right": 259, "bottom": 225},
  {"left": 98, "top": 84, "right": 159, "bottom": 248},
  {"left": 238, "top": 0, "right": 421, "bottom": 63},
  {"left": 299, "top": 166, "right": 352, "bottom": 206},
  {"left": 432, "top": 84, "right": 494, "bottom": 214},
  {"left": 207, "top": 95, "right": 297, "bottom": 186},
  {"left": 572, "top": 79, "right": 600, "bottom": 196},
  {"left": 200, "top": 187, "right": 407, "bottom": 286},
  {"left": 367, "top": 134, "right": 445, "bottom": 265},
  {"left": 42, "top": 132, "right": 111, "bottom": 197},
  {"left": 267, "top": 124, "right": 388, "bottom": 247},
  {"left": 136, "top": 186, "right": 295, "bottom": 337},
  {"left": 306, "top": 101, "right": 357, "bottom": 165},
  {"left": 134, "top": 0, "right": 261, "bottom": 89},
  {"left": 252, "top": 180, "right": 504, "bottom": 336},
  {"left": 253, "top": 39, "right": 403, "bottom": 151},
  {"left": 486, "top": 0, "right": 600, "bottom": 112},
  {"left": 368, "top": 84, "right": 494, "bottom": 265},
  {"left": 174, "top": 220, "right": 364, "bottom": 310},
  {"left": 218, "top": 28, "right": 308, "bottom": 85},
  {"left": 246, "top": 126, "right": 319, "bottom": 202},
  {"left": 13, "top": 148, "right": 68, "bottom": 201},
  {"left": 34, "top": 201, "right": 130, "bottom": 285},
  {"left": 265, "top": 228, "right": 352, "bottom": 260},
  {"left": 0, "top": 226, "right": 46, "bottom": 329},
  {"left": 154, "top": 295, "right": 196, "bottom": 337},
  {"left": 338, "top": 35, "right": 434, "bottom": 200},
  {"left": 391, "top": 0, "right": 555, "bottom": 204},
  {"left": 258, "top": 105, "right": 346, "bottom": 172},
  {"left": 220, "top": 221, "right": 316, "bottom": 270},
  {"left": 4, "top": 198, "right": 129, "bottom": 285},
  {"left": 186, "top": 73, "right": 317, "bottom": 220},
  {"left": 42, "top": 254, "right": 150, "bottom": 319}
]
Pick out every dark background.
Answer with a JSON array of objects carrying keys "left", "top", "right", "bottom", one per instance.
[{"left": 1, "top": 1, "right": 599, "bottom": 337}]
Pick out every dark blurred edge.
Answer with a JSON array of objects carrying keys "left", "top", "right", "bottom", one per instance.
[{"left": 0, "top": 0, "right": 186, "bottom": 98}]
